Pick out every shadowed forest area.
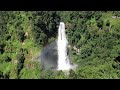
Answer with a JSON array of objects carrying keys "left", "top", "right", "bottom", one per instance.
[{"left": 1, "top": 11, "right": 120, "bottom": 79}]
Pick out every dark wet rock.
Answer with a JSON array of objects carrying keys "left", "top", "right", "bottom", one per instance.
[{"left": 40, "top": 41, "right": 58, "bottom": 70}]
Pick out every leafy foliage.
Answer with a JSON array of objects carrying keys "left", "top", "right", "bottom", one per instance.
[
  {"left": 1, "top": 11, "right": 120, "bottom": 79},
  {"left": 16, "top": 48, "right": 25, "bottom": 78}
]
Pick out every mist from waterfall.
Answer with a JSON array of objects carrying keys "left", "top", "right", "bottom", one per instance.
[{"left": 57, "top": 22, "right": 71, "bottom": 70}]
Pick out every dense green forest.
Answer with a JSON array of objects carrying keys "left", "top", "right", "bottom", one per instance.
[{"left": 1, "top": 11, "right": 120, "bottom": 79}]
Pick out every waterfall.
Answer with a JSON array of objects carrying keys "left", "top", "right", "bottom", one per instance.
[{"left": 57, "top": 22, "right": 71, "bottom": 70}]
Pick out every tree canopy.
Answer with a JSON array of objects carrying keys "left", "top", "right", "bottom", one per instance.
[{"left": 0, "top": 11, "right": 120, "bottom": 79}]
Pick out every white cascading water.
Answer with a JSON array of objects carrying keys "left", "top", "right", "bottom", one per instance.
[{"left": 57, "top": 22, "right": 71, "bottom": 70}]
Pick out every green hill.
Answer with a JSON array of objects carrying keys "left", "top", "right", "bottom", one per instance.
[{"left": 1, "top": 11, "right": 120, "bottom": 79}]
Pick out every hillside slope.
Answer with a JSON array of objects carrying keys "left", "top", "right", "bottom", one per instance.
[{"left": 1, "top": 11, "right": 120, "bottom": 79}]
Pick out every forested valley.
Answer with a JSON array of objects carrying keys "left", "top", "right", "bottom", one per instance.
[{"left": 1, "top": 11, "right": 120, "bottom": 79}]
